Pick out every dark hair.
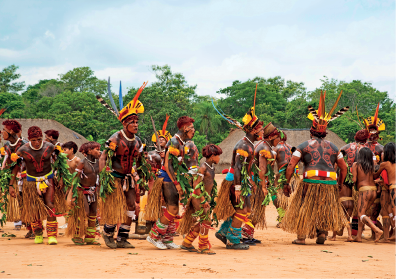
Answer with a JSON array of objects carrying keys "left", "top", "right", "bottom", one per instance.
[
  {"left": 28, "top": 126, "right": 43, "bottom": 140},
  {"left": 79, "top": 141, "right": 101, "bottom": 155},
  {"left": 123, "top": 114, "right": 139, "bottom": 123},
  {"left": 177, "top": 116, "right": 195, "bottom": 130},
  {"left": 202, "top": 144, "right": 223, "bottom": 158},
  {"left": 62, "top": 141, "right": 78, "bottom": 154},
  {"left": 357, "top": 147, "right": 374, "bottom": 174},
  {"left": 2, "top": 120, "right": 22, "bottom": 133},
  {"left": 354, "top": 129, "right": 369, "bottom": 144},
  {"left": 44, "top": 129, "right": 59, "bottom": 140},
  {"left": 310, "top": 127, "right": 327, "bottom": 138},
  {"left": 383, "top": 142, "right": 396, "bottom": 163}
]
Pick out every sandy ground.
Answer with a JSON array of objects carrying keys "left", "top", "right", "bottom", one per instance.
[{"left": 0, "top": 175, "right": 395, "bottom": 279}]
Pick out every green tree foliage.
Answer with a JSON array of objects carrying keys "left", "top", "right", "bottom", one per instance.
[
  {"left": 0, "top": 64, "right": 393, "bottom": 150},
  {"left": 59, "top": 67, "right": 107, "bottom": 95},
  {"left": 0, "top": 65, "right": 25, "bottom": 93}
]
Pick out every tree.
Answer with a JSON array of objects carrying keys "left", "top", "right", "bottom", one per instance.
[
  {"left": 59, "top": 67, "right": 107, "bottom": 95},
  {"left": 0, "top": 65, "right": 25, "bottom": 93},
  {"left": 192, "top": 99, "right": 222, "bottom": 140}
]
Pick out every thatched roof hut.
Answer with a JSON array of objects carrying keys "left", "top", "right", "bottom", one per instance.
[
  {"left": 213, "top": 128, "right": 346, "bottom": 174},
  {"left": 1, "top": 119, "right": 88, "bottom": 159}
]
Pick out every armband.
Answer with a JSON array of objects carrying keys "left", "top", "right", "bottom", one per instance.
[
  {"left": 337, "top": 153, "right": 343, "bottom": 159},
  {"left": 292, "top": 150, "right": 301, "bottom": 158},
  {"left": 173, "top": 181, "right": 180, "bottom": 186},
  {"left": 234, "top": 185, "right": 242, "bottom": 191},
  {"left": 197, "top": 173, "right": 204, "bottom": 178},
  {"left": 138, "top": 145, "right": 143, "bottom": 153},
  {"left": 373, "top": 156, "right": 377, "bottom": 161},
  {"left": 272, "top": 151, "right": 277, "bottom": 157}
]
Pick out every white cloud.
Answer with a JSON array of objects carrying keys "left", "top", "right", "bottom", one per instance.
[{"left": 0, "top": 0, "right": 394, "bottom": 99}]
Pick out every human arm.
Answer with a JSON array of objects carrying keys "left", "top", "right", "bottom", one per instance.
[
  {"left": 373, "top": 162, "right": 386, "bottom": 179},
  {"left": 258, "top": 153, "right": 268, "bottom": 197},
  {"left": 352, "top": 162, "right": 357, "bottom": 184},
  {"left": 336, "top": 152, "right": 347, "bottom": 187},
  {"left": 164, "top": 149, "right": 183, "bottom": 196},
  {"left": 284, "top": 152, "right": 300, "bottom": 197},
  {"left": 99, "top": 149, "right": 108, "bottom": 173}
]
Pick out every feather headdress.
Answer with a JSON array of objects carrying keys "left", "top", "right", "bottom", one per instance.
[
  {"left": 307, "top": 90, "right": 349, "bottom": 133},
  {"left": 212, "top": 83, "right": 262, "bottom": 133},
  {"left": 152, "top": 114, "right": 172, "bottom": 143},
  {"left": 97, "top": 81, "right": 147, "bottom": 122},
  {"left": 363, "top": 102, "right": 385, "bottom": 134}
]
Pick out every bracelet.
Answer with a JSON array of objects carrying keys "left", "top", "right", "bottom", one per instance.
[{"left": 235, "top": 185, "right": 241, "bottom": 191}]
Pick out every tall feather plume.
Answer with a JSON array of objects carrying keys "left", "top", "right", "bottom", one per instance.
[
  {"left": 162, "top": 114, "right": 169, "bottom": 135},
  {"left": 253, "top": 83, "right": 258, "bottom": 115},
  {"left": 133, "top": 81, "right": 148, "bottom": 107},
  {"left": 0, "top": 108, "right": 7, "bottom": 117},
  {"left": 96, "top": 95, "right": 118, "bottom": 118},
  {"left": 317, "top": 91, "right": 324, "bottom": 119},
  {"left": 356, "top": 106, "right": 364, "bottom": 128},
  {"left": 308, "top": 105, "right": 319, "bottom": 121},
  {"left": 373, "top": 102, "right": 380, "bottom": 124},
  {"left": 107, "top": 77, "right": 119, "bottom": 116},
  {"left": 211, "top": 98, "right": 243, "bottom": 130},
  {"left": 328, "top": 106, "right": 349, "bottom": 122},
  {"left": 327, "top": 90, "right": 343, "bottom": 119}
]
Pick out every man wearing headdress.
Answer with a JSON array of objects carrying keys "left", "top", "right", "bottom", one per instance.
[
  {"left": 329, "top": 129, "right": 369, "bottom": 241},
  {"left": 363, "top": 103, "right": 385, "bottom": 160},
  {"left": 99, "top": 82, "right": 147, "bottom": 249},
  {"left": 9, "top": 126, "right": 60, "bottom": 245},
  {"left": 213, "top": 93, "right": 264, "bottom": 250},
  {"left": 146, "top": 116, "right": 195, "bottom": 250},
  {"left": 1, "top": 120, "right": 27, "bottom": 231},
  {"left": 282, "top": 91, "right": 349, "bottom": 244}
]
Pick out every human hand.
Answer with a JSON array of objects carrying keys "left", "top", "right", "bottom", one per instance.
[
  {"left": 9, "top": 186, "right": 16, "bottom": 198},
  {"left": 203, "top": 201, "right": 210, "bottom": 209},
  {"left": 235, "top": 190, "right": 241, "bottom": 203},
  {"left": 283, "top": 183, "right": 291, "bottom": 197}
]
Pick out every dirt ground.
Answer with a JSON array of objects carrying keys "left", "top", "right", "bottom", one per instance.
[{"left": 0, "top": 175, "right": 395, "bottom": 278}]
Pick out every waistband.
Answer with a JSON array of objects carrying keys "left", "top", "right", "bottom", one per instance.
[
  {"left": 26, "top": 171, "right": 54, "bottom": 181},
  {"left": 339, "top": 197, "right": 353, "bottom": 202},
  {"left": 303, "top": 170, "right": 337, "bottom": 180},
  {"left": 359, "top": 186, "right": 377, "bottom": 192},
  {"left": 302, "top": 178, "right": 337, "bottom": 185}
]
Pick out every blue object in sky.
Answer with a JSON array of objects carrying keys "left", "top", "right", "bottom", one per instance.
[{"left": 119, "top": 81, "right": 123, "bottom": 109}]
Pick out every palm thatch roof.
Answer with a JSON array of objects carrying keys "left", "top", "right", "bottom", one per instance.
[
  {"left": 213, "top": 128, "right": 346, "bottom": 174},
  {"left": 1, "top": 119, "right": 88, "bottom": 159}
]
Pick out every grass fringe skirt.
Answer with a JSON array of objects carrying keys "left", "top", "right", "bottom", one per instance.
[
  {"left": 213, "top": 180, "right": 235, "bottom": 221},
  {"left": 251, "top": 188, "right": 266, "bottom": 229},
  {"left": 282, "top": 180, "right": 347, "bottom": 238},
  {"left": 98, "top": 177, "right": 127, "bottom": 225},
  {"left": 144, "top": 178, "right": 164, "bottom": 221},
  {"left": 351, "top": 187, "right": 359, "bottom": 217},
  {"left": 6, "top": 181, "right": 21, "bottom": 222},
  {"left": 21, "top": 179, "right": 49, "bottom": 223},
  {"left": 66, "top": 190, "right": 87, "bottom": 237},
  {"left": 177, "top": 197, "right": 196, "bottom": 235},
  {"left": 54, "top": 186, "right": 67, "bottom": 215}
]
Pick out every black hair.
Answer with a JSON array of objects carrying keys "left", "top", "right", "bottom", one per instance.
[
  {"left": 62, "top": 141, "right": 78, "bottom": 154},
  {"left": 383, "top": 142, "right": 396, "bottom": 164},
  {"left": 357, "top": 147, "right": 374, "bottom": 174},
  {"left": 310, "top": 128, "right": 327, "bottom": 138}
]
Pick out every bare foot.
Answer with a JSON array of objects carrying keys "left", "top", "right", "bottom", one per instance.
[
  {"left": 374, "top": 230, "right": 383, "bottom": 243},
  {"left": 353, "top": 237, "right": 362, "bottom": 242},
  {"left": 328, "top": 236, "right": 336, "bottom": 241},
  {"left": 380, "top": 238, "right": 390, "bottom": 243},
  {"left": 389, "top": 233, "right": 395, "bottom": 241},
  {"left": 292, "top": 239, "right": 305, "bottom": 245},
  {"left": 345, "top": 236, "right": 353, "bottom": 242}
]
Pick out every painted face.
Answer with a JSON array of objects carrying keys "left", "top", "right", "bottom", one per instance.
[
  {"left": 30, "top": 137, "right": 43, "bottom": 150},
  {"left": 124, "top": 118, "right": 139, "bottom": 134},
  {"left": 88, "top": 147, "right": 101, "bottom": 159},
  {"left": 254, "top": 128, "right": 264, "bottom": 141},
  {"left": 1, "top": 127, "right": 12, "bottom": 141},
  {"left": 63, "top": 147, "right": 74, "bottom": 157},
  {"left": 184, "top": 123, "right": 195, "bottom": 140},
  {"left": 212, "top": 154, "right": 221, "bottom": 164},
  {"left": 158, "top": 137, "right": 167, "bottom": 148}
]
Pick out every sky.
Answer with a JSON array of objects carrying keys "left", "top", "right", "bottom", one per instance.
[{"left": 0, "top": 0, "right": 394, "bottom": 98}]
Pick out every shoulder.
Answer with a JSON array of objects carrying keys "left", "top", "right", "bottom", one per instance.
[
  {"left": 328, "top": 141, "right": 339, "bottom": 152},
  {"left": 297, "top": 141, "right": 309, "bottom": 151},
  {"left": 168, "top": 137, "right": 180, "bottom": 148},
  {"left": 109, "top": 131, "right": 121, "bottom": 143},
  {"left": 185, "top": 141, "right": 196, "bottom": 148},
  {"left": 135, "top": 136, "right": 142, "bottom": 145},
  {"left": 340, "top": 143, "right": 350, "bottom": 151},
  {"left": 44, "top": 141, "right": 54, "bottom": 150}
]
